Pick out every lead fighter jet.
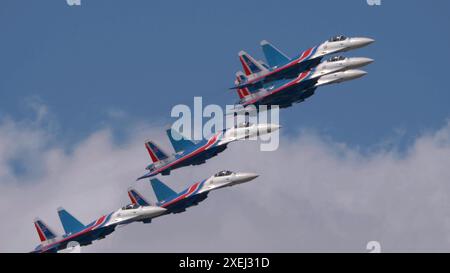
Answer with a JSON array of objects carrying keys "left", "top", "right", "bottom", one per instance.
[
  {"left": 234, "top": 35, "right": 374, "bottom": 90},
  {"left": 31, "top": 201, "right": 166, "bottom": 253},
  {"left": 232, "top": 55, "right": 373, "bottom": 110},
  {"left": 137, "top": 123, "right": 280, "bottom": 180}
]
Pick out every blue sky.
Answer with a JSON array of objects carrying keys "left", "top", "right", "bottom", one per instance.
[
  {"left": 2, "top": 0, "right": 450, "bottom": 252},
  {"left": 1, "top": 0, "right": 449, "bottom": 149}
]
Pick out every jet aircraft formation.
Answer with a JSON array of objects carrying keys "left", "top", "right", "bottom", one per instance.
[{"left": 32, "top": 34, "right": 374, "bottom": 253}]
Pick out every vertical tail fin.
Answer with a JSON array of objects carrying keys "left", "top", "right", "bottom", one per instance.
[
  {"left": 238, "top": 50, "right": 268, "bottom": 76},
  {"left": 150, "top": 178, "right": 178, "bottom": 203},
  {"left": 57, "top": 207, "right": 86, "bottom": 235},
  {"left": 34, "top": 218, "right": 57, "bottom": 242},
  {"left": 166, "top": 128, "right": 197, "bottom": 153},
  {"left": 145, "top": 141, "right": 169, "bottom": 163},
  {"left": 235, "top": 71, "right": 251, "bottom": 99},
  {"left": 260, "top": 40, "right": 291, "bottom": 68},
  {"left": 128, "top": 187, "right": 151, "bottom": 206}
]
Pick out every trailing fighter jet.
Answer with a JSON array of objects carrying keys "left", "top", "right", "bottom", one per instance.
[
  {"left": 136, "top": 124, "right": 280, "bottom": 180},
  {"left": 132, "top": 171, "right": 258, "bottom": 214},
  {"left": 234, "top": 35, "right": 374, "bottom": 90},
  {"left": 31, "top": 202, "right": 166, "bottom": 253}
]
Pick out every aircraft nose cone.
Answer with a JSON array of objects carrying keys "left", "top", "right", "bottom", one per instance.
[
  {"left": 270, "top": 124, "right": 282, "bottom": 132},
  {"left": 235, "top": 172, "right": 259, "bottom": 183},
  {"left": 350, "top": 57, "right": 374, "bottom": 68},
  {"left": 352, "top": 37, "right": 375, "bottom": 48},
  {"left": 256, "top": 123, "right": 281, "bottom": 135},
  {"left": 359, "top": 37, "right": 375, "bottom": 46},
  {"left": 141, "top": 206, "right": 167, "bottom": 217},
  {"left": 347, "top": 69, "right": 368, "bottom": 79}
]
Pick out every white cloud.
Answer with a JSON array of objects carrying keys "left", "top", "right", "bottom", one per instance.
[{"left": 1, "top": 108, "right": 450, "bottom": 252}]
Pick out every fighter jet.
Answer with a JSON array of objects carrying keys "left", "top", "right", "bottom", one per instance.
[
  {"left": 132, "top": 171, "right": 258, "bottom": 214},
  {"left": 31, "top": 202, "right": 166, "bottom": 253},
  {"left": 136, "top": 123, "right": 280, "bottom": 180},
  {"left": 234, "top": 35, "right": 374, "bottom": 90},
  {"left": 232, "top": 55, "right": 373, "bottom": 109}
]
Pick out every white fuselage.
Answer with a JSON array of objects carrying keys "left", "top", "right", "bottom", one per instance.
[
  {"left": 106, "top": 206, "right": 167, "bottom": 226},
  {"left": 311, "top": 37, "right": 375, "bottom": 58},
  {"left": 217, "top": 123, "right": 281, "bottom": 145},
  {"left": 197, "top": 172, "right": 259, "bottom": 194},
  {"left": 311, "top": 57, "right": 373, "bottom": 78}
]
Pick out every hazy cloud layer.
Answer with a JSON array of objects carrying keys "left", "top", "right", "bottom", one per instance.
[{"left": 1, "top": 109, "right": 450, "bottom": 252}]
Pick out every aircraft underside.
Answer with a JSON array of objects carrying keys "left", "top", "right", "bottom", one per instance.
[
  {"left": 254, "top": 87, "right": 317, "bottom": 109},
  {"left": 162, "top": 145, "right": 229, "bottom": 175},
  {"left": 167, "top": 193, "right": 209, "bottom": 214}
]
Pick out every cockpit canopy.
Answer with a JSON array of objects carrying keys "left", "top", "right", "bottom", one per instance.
[
  {"left": 329, "top": 35, "right": 347, "bottom": 42},
  {"left": 122, "top": 203, "right": 140, "bottom": 210},
  {"left": 328, "top": 56, "right": 346, "bottom": 62},
  {"left": 214, "top": 170, "right": 234, "bottom": 177}
]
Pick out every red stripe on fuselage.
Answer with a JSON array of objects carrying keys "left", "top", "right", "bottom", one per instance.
[
  {"left": 296, "top": 71, "right": 310, "bottom": 83},
  {"left": 93, "top": 215, "right": 107, "bottom": 229},
  {"left": 148, "top": 133, "right": 221, "bottom": 176},
  {"left": 298, "top": 47, "right": 314, "bottom": 63},
  {"left": 161, "top": 182, "right": 200, "bottom": 208}
]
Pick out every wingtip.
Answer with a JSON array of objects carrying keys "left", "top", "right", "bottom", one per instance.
[
  {"left": 137, "top": 174, "right": 149, "bottom": 181},
  {"left": 260, "top": 40, "right": 269, "bottom": 46}
]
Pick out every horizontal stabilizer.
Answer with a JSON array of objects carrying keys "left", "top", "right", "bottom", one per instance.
[
  {"left": 57, "top": 207, "right": 86, "bottom": 235},
  {"left": 261, "top": 40, "right": 291, "bottom": 68},
  {"left": 34, "top": 218, "right": 57, "bottom": 242},
  {"left": 166, "top": 128, "right": 197, "bottom": 153},
  {"left": 128, "top": 188, "right": 151, "bottom": 206},
  {"left": 150, "top": 178, "right": 177, "bottom": 203}
]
